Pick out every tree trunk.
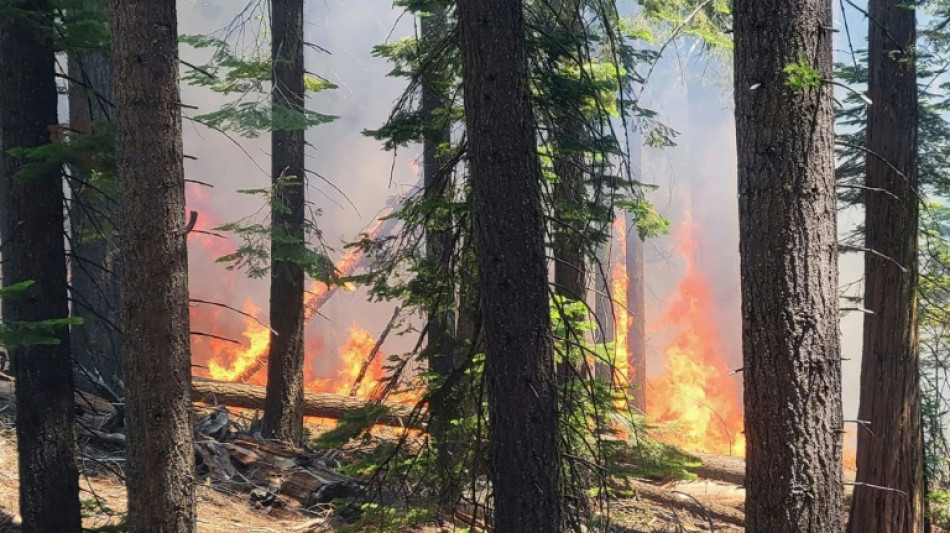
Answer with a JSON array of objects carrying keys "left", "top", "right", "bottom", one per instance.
[
  {"left": 626, "top": 230, "right": 646, "bottom": 412},
  {"left": 543, "top": 0, "right": 588, "bottom": 384},
  {"left": 420, "top": 2, "right": 461, "bottom": 505},
  {"left": 262, "top": 0, "right": 307, "bottom": 446},
  {"left": 457, "top": 1, "right": 562, "bottom": 531},
  {"left": 0, "top": 2, "right": 83, "bottom": 531},
  {"left": 594, "top": 245, "right": 612, "bottom": 381},
  {"left": 733, "top": 1, "right": 843, "bottom": 531},
  {"left": 848, "top": 1, "right": 924, "bottom": 531},
  {"left": 112, "top": 0, "right": 196, "bottom": 529},
  {"left": 67, "top": 17, "right": 123, "bottom": 398}
]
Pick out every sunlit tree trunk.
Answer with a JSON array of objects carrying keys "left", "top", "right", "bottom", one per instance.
[
  {"left": 457, "top": 0, "right": 561, "bottom": 530},
  {"left": 0, "top": 1, "right": 82, "bottom": 530},
  {"left": 626, "top": 229, "right": 646, "bottom": 411},
  {"left": 848, "top": 0, "right": 924, "bottom": 530},
  {"left": 262, "top": 0, "right": 307, "bottom": 445},
  {"left": 733, "top": 0, "right": 843, "bottom": 530},
  {"left": 112, "top": 0, "right": 195, "bottom": 528}
]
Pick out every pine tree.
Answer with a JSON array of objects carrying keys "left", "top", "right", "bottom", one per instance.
[
  {"left": 848, "top": 0, "right": 925, "bottom": 530},
  {"left": 0, "top": 0, "right": 82, "bottom": 530},
  {"left": 66, "top": 0, "right": 122, "bottom": 398},
  {"left": 733, "top": 0, "right": 844, "bottom": 530},
  {"left": 261, "top": 0, "right": 308, "bottom": 445},
  {"left": 418, "top": 1, "right": 463, "bottom": 503},
  {"left": 457, "top": 0, "right": 562, "bottom": 530},
  {"left": 112, "top": 0, "right": 196, "bottom": 529}
]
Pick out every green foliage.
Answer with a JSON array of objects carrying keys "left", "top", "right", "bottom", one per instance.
[
  {"left": 213, "top": 180, "right": 337, "bottom": 283},
  {"left": 0, "top": 0, "right": 110, "bottom": 52},
  {"left": 182, "top": 27, "right": 337, "bottom": 286},
  {"left": 631, "top": 0, "right": 733, "bottom": 52},
  {"left": 181, "top": 33, "right": 337, "bottom": 138},
  {"left": 7, "top": 119, "right": 116, "bottom": 186},
  {"left": 930, "top": 489, "right": 950, "bottom": 529},
  {"left": 783, "top": 59, "right": 822, "bottom": 91},
  {"left": 339, "top": 502, "right": 433, "bottom": 533},
  {"left": 80, "top": 497, "right": 126, "bottom": 532},
  {"left": 312, "top": 404, "right": 394, "bottom": 450},
  {"left": 618, "top": 197, "right": 671, "bottom": 239},
  {"left": 193, "top": 101, "right": 335, "bottom": 139},
  {"left": 0, "top": 281, "right": 83, "bottom": 349}
]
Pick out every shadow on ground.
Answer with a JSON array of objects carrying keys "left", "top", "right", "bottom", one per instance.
[{"left": 0, "top": 510, "right": 19, "bottom": 533}]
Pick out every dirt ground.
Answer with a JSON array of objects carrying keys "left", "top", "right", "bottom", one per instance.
[{"left": 0, "top": 393, "right": 743, "bottom": 533}]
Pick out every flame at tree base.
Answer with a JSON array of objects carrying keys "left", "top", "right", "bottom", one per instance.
[{"left": 646, "top": 215, "right": 745, "bottom": 456}]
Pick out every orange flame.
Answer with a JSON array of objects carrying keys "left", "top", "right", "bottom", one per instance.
[
  {"left": 205, "top": 299, "right": 271, "bottom": 385},
  {"left": 647, "top": 215, "right": 745, "bottom": 456},
  {"left": 303, "top": 218, "right": 384, "bottom": 321},
  {"left": 323, "top": 324, "right": 383, "bottom": 397}
]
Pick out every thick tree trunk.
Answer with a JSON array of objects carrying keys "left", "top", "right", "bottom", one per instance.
[
  {"left": 262, "top": 0, "right": 307, "bottom": 446},
  {"left": 112, "top": 0, "right": 196, "bottom": 529},
  {"left": 848, "top": 1, "right": 924, "bottom": 531},
  {"left": 457, "top": 1, "right": 562, "bottom": 531},
  {"left": 0, "top": 2, "right": 82, "bottom": 531},
  {"left": 626, "top": 230, "right": 646, "bottom": 412},
  {"left": 733, "top": 1, "right": 843, "bottom": 531},
  {"left": 67, "top": 24, "right": 123, "bottom": 397}
]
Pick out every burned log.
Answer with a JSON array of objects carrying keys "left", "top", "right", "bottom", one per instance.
[{"left": 191, "top": 379, "right": 423, "bottom": 429}]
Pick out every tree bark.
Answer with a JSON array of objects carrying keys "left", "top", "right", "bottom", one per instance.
[
  {"left": 457, "top": 1, "right": 562, "bottom": 531},
  {"left": 67, "top": 12, "right": 123, "bottom": 398},
  {"left": 262, "top": 0, "right": 307, "bottom": 446},
  {"left": 626, "top": 224, "right": 646, "bottom": 412},
  {"left": 542, "top": 0, "right": 588, "bottom": 384},
  {"left": 848, "top": 1, "right": 924, "bottom": 531},
  {"left": 0, "top": 2, "right": 83, "bottom": 531},
  {"left": 420, "top": 4, "right": 461, "bottom": 493},
  {"left": 733, "top": 1, "right": 844, "bottom": 531},
  {"left": 112, "top": 0, "right": 196, "bottom": 529},
  {"left": 692, "top": 451, "right": 857, "bottom": 487},
  {"left": 594, "top": 245, "right": 612, "bottom": 381}
]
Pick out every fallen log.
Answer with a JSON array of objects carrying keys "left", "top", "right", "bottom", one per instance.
[
  {"left": 191, "top": 379, "right": 423, "bottom": 429},
  {"left": 692, "top": 453, "right": 746, "bottom": 486},
  {"left": 631, "top": 480, "right": 745, "bottom": 527},
  {"left": 1, "top": 378, "right": 422, "bottom": 430},
  {"left": 692, "top": 452, "right": 856, "bottom": 486}
]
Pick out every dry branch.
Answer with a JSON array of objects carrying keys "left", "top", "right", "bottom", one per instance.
[{"left": 349, "top": 307, "right": 400, "bottom": 397}]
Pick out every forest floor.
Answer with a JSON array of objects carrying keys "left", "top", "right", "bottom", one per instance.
[
  {"left": 0, "top": 420, "right": 743, "bottom": 532},
  {"left": 0, "top": 387, "right": 840, "bottom": 533}
]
